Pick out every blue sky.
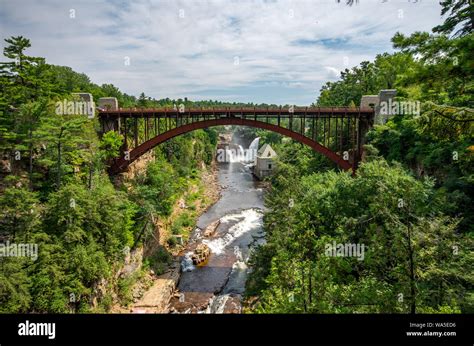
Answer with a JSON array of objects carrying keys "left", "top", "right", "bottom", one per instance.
[{"left": 0, "top": 0, "right": 442, "bottom": 105}]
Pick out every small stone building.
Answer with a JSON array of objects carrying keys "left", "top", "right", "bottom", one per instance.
[
  {"left": 98, "top": 97, "right": 119, "bottom": 111},
  {"left": 360, "top": 89, "right": 397, "bottom": 125},
  {"left": 254, "top": 144, "right": 277, "bottom": 180}
]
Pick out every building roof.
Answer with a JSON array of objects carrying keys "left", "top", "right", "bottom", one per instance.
[{"left": 257, "top": 144, "right": 277, "bottom": 158}]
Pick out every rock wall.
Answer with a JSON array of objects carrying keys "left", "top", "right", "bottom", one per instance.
[{"left": 118, "top": 150, "right": 155, "bottom": 182}]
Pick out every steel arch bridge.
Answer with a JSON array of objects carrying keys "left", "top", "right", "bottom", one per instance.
[{"left": 98, "top": 107, "right": 375, "bottom": 174}]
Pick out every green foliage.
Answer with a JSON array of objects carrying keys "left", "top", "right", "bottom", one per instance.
[
  {"left": 0, "top": 186, "right": 40, "bottom": 242},
  {"left": 248, "top": 160, "right": 473, "bottom": 313},
  {"left": 171, "top": 212, "right": 194, "bottom": 235},
  {"left": 366, "top": 105, "right": 473, "bottom": 233},
  {"left": 99, "top": 131, "right": 124, "bottom": 161},
  {"left": 35, "top": 109, "right": 92, "bottom": 189},
  {"left": 392, "top": 32, "right": 473, "bottom": 106},
  {"left": 0, "top": 257, "right": 32, "bottom": 313},
  {"left": 44, "top": 178, "right": 135, "bottom": 253},
  {"left": 117, "top": 273, "right": 138, "bottom": 307},
  {"left": 0, "top": 35, "right": 219, "bottom": 314},
  {"left": 433, "top": 0, "right": 474, "bottom": 38},
  {"left": 0, "top": 36, "right": 52, "bottom": 157},
  {"left": 316, "top": 53, "right": 417, "bottom": 107},
  {"left": 317, "top": 8, "right": 473, "bottom": 108},
  {"left": 131, "top": 156, "right": 178, "bottom": 216},
  {"left": 145, "top": 246, "right": 172, "bottom": 275}
]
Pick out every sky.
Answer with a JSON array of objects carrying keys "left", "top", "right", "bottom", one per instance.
[{"left": 0, "top": 0, "right": 443, "bottom": 105}]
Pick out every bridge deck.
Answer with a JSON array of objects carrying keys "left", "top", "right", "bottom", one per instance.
[{"left": 98, "top": 107, "right": 374, "bottom": 117}]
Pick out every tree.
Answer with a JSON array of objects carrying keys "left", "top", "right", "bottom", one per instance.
[
  {"left": 0, "top": 257, "right": 32, "bottom": 313},
  {"left": 433, "top": 0, "right": 474, "bottom": 38},
  {"left": 35, "top": 109, "right": 91, "bottom": 189},
  {"left": 0, "top": 36, "right": 52, "bottom": 159},
  {"left": 248, "top": 160, "right": 472, "bottom": 313},
  {"left": 315, "top": 52, "right": 418, "bottom": 107},
  {"left": 138, "top": 92, "right": 148, "bottom": 108},
  {"left": 0, "top": 186, "right": 40, "bottom": 242}
]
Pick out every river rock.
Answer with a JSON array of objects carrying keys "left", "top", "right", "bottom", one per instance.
[
  {"left": 203, "top": 220, "right": 220, "bottom": 237},
  {"left": 223, "top": 295, "right": 242, "bottom": 314},
  {"left": 191, "top": 243, "right": 210, "bottom": 265}
]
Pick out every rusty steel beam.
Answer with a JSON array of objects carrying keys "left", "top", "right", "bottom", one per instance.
[
  {"left": 109, "top": 118, "right": 354, "bottom": 174},
  {"left": 102, "top": 107, "right": 374, "bottom": 176}
]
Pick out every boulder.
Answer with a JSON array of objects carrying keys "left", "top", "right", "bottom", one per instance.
[{"left": 203, "top": 220, "right": 220, "bottom": 237}]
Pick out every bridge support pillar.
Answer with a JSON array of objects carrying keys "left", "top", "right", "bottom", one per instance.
[
  {"left": 98, "top": 97, "right": 120, "bottom": 134},
  {"left": 360, "top": 89, "right": 397, "bottom": 125},
  {"left": 358, "top": 89, "right": 397, "bottom": 164}
]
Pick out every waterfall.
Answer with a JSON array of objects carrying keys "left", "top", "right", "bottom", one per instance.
[
  {"left": 248, "top": 137, "right": 260, "bottom": 163},
  {"left": 222, "top": 139, "right": 259, "bottom": 163},
  {"left": 225, "top": 148, "right": 235, "bottom": 162},
  {"left": 225, "top": 144, "right": 252, "bottom": 163},
  {"left": 238, "top": 145, "right": 245, "bottom": 161}
]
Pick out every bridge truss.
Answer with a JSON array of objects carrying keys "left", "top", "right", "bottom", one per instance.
[{"left": 98, "top": 107, "right": 374, "bottom": 174}]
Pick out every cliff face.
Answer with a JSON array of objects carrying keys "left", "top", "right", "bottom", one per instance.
[
  {"left": 118, "top": 150, "right": 156, "bottom": 182},
  {"left": 106, "top": 146, "right": 221, "bottom": 313},
  {"left": 128, "top": 261, "right": 181, "bottom": 313}
]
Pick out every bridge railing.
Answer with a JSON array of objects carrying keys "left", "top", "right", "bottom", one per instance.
[{"left": 98, "top": 106, "right": 374, "bottom": 116}]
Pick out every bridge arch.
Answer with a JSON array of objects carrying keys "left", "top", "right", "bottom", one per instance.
[{"left": 109, "top": 117, "right": 353, "bottom": 174}]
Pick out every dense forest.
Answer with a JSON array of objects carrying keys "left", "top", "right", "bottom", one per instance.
[
  {"left": 245, "top": 1, "right": 473, "bottom": 313},
  {"left": 0, "top": 36, "right": 221, "bottom": 312}
]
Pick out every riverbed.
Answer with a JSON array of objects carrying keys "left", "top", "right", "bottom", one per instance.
[{"left": 169, "top": 135, "right": 265, "bottom": 313}]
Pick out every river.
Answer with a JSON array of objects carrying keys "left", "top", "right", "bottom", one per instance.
[{"left": 169, "top": 132, "right": 265, "bottom": 313}]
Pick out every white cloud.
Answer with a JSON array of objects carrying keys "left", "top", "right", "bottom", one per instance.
[
  {"left": 0, "top": 0, "right": 442, "bottom": 104},
  {"left": 325, "top": 66, "right": 341, "bottom": 79}
]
